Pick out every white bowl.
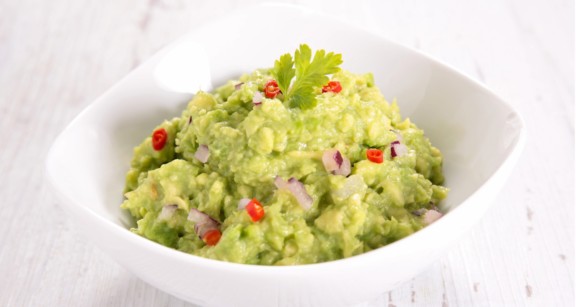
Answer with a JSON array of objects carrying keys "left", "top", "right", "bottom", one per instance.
[{"left": 45, "top": 3, "right": 525, "bottom": 307}]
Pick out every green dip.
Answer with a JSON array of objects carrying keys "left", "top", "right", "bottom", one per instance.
[{"left": 121, "top": 46, "right": 447, "bottom": 265}]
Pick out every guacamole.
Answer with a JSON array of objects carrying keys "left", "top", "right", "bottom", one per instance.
[{"left": 121, "top": 45, "right": 447, "bottom": 265}]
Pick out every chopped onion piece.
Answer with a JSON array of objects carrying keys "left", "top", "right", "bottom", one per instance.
[
  {"left": 411, "top": 208, "right": 427, "bottom": 217},
  {"left": 322, "top": 149, "right": 351, "bottom": 176},
  {"left": 234, "top": 82, "right": 244, "bottom": 90},
  {"left": 333, "top": 157, "right": 351, "bottom": 176},
  {"left": 187, "top": 208, "right": 208, "bottom": 223},
  {"left": 158, "top": 204, "right": 178, "bottom": 221},
  {"left": 188, "top": 208, "right": 220, "bottom": 238},
  {"left": 237, "top": 198, "right": 251, "bottom": 210},
  {"left": 334, "top": 151, "right": 343, "bottom": 166},
  {"left": 194, "top": 144, "right": 210, "bottom": 163},
  {"left": 391, "top": 141, "right": 408, "bottom": 158},
  {"left": 253, "top": 91, "right": 263, "bottom": 105},
  {"left": 287, "top": 177, "right": 313, "bottom": 210},
  {"left": 322, "top": 149, "right": 342, "bottom": 172},
  {"left": 274, "top": 176, "right": 289, "bottom": 190},
  {"left": 275, "top": 176, "right": 313, "bottom": 210},
  {"left": 423, "top": 209, "right": 443, "bottom": 225}
]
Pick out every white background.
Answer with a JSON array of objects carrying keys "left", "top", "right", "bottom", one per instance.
[{"left": 0, "top": 0, "right": 573, "bottom": 306}]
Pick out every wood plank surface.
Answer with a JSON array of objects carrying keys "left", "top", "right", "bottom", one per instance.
[{"left": 0, "top": 0, "right": 573, "bottom": 306}]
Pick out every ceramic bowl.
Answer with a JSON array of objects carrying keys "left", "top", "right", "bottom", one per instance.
[{"left": 45, "top": 4, "right": 525, "bottom": 307}]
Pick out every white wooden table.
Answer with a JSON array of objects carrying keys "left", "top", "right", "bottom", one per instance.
[{"left": 1, "top": 0, "right": 573, "bottom": 306}]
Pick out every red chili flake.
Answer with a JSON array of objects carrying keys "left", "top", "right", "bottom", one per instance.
[
  {"left": 264, "top": 80, "right": 281, "bottom": 98},
  {"left": 366, "top": 149, "right": 383, "bottom": 163},
  {"left": 202, "top": 229, "right": 222, "bottom": 246},
  {"left": 152, "top": 128, "right": 168, "bottom": 151},
  {"left": 322, "top": 81, "right": 342, "bottom": 93},
  {"left": 245, "top": 198, "right": 265, "bottom": 222}
]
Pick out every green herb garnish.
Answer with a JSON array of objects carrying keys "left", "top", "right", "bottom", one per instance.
[{"left": 272, "top": 44, "right": 342, "bottom": 109}]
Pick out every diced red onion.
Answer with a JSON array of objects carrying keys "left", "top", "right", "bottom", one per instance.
[
  {"left": 187, "top": 208, "right": 208, "bottom": 223},
  {"left": 322, "top": 149, "right": 342, "bottom": 172},
  {"left": 253, "top": 91, "right": 263, "bottom": 106},
  {"left": 411, "top": 208, "right": 427, "bottom": 217},
  {"left": 188, "top": 208, "right": 220, "bottom": 238},
  {"left": 234, "top": 82, "right": 244, "bottom": 90},
  {"left": 423, "top": 209, "right": 443, "bottom": 225},
  {"left": 287, "top": 177, "right": 313, "bottom": 210},
  {"left": 194, "top": 144, "right": 210, "bottom": 163},
  {"left": 334, "top": 151, "right": 343, "bottom": 166},
  {"left": 322, "top": 149, "right": 351, "bottom": 176},
  {"left": 274, "top": 176, "right": 289, "bottom": 190},
  {"left": 158, "top": 204, "right": 178, "bottom": 221},
  {"left": 391, "top": 141, "right": 408, "bottom": 158},
  {"left": 195, "top": 223, "right": 218, "bottom": 238},
  {"left": 390, "top": 130, "right": 408, "bottom": 158},
  {"left": 275, "top": 176, "right": 313, "bottom": 210},
  {"left": 333, "top": 157, "right": 351, "bottom": 176},
  {"left": 237, "top": 198, "right": 251, "bottom": 210}
]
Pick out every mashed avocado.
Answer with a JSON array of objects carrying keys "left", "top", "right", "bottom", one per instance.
[{"left": 121, "top": 45, "right": 448, "bottom": 265}]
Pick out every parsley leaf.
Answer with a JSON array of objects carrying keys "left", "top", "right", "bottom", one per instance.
[
  {"left": 272, "top": 53, "right": 294, "bottom": 96},
  {"left": 272, "top": 44, "right": 342, "bottom": 110}
]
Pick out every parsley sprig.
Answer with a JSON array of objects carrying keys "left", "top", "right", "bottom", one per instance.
[{"left": 272, "top": 44, "right": 342, "bottom": 110}]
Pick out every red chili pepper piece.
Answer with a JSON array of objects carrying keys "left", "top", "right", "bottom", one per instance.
[
  {"left": 366, "top": 149, "right": 383, "bottom": 163},
  {"left": 245, "top": 198, "right": 265, "bottom": 222},
  {"left": 264, "top": 80, "right": 281, "bottom": 98},
  {"left": 202, "top": 229, "right": 222, "bottom": 246},
  {"left": 152, "top": 128, "right": 168, "bottom": 151},
  {"left": 322, "top": 81, "right": 342, "bottom": 93}
]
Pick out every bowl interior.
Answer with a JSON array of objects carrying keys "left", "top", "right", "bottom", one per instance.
[{"left": 46, "top": 3, "right": 524, "bottom": 251}]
